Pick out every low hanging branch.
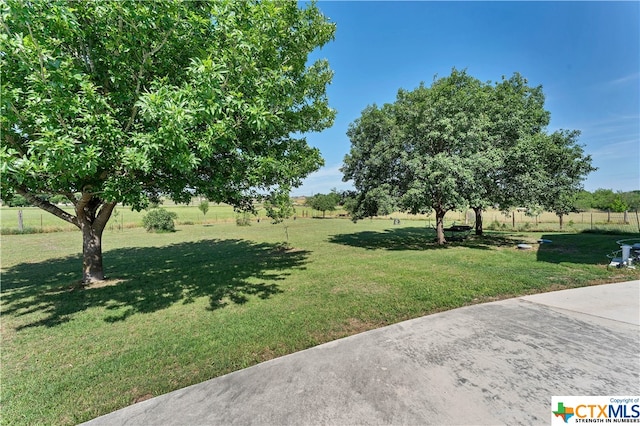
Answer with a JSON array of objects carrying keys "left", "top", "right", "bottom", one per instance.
[{"left": 16, "top": 188, "right": 79, "bottom": 227}]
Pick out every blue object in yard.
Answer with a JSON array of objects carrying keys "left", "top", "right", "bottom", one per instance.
[{"left": 537, "top": 239, "right": 552, "bottom": 244}]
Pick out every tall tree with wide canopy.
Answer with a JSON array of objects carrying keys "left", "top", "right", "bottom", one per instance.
[
  {"left": 342, "top": 103, "right": 399, "bottom": 219},
  {"left": 343, "top": 70, "right": 488, "bottom": 243},
  {"left": 343, "top": 69, "right": 594, "bottom": 244},
  {"left": 1, "top": 0, "right": 336, "bottom": 282},
  {"left": 467, "top": 73, "right": 550, "bottom": 235}
]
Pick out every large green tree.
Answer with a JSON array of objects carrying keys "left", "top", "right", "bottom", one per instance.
[
  {"left": 1, "top": 0, "right": 335, "bottom": 282},
  {"left": 343, "top": 69, "right": 594, "bottom": 244},
  {"left": 468, "top": 73, "right": 550, "bottom": 235},
  {"left": 344, "top": 70, "right": 488, "bottom": 243},
  {"left": 306, "top": 191, "right": 340, "bottom": 218},
  {"left": 341, "top": 103, "right": 399, "bottom": 219},
  {"left": 530, "top": 130, "right": 595, "bottom": 228}
]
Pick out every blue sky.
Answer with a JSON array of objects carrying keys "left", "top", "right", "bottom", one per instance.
[{"left": 293, "top": 1, "right": 640, "bottom": 196}]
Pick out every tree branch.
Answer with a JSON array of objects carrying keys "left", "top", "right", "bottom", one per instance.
[
  {"left": 16, "top": 187, "right": 79, "bottom": 228},
  {"left": 124, "top": 29, "right": 174, "bottom": 133},
  {"left": 64, "top": 191, "right": 79, "bottom": 206},
  {"left": 25, "top": 22, "right": 47, "bottom": 81},
  {"left": 95, "top": 201, "right": 117, "bottom": 230}
]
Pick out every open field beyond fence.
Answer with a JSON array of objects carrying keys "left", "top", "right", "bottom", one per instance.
[
  {"left": 1, "top": 204, "right": 638, "bottom": 234},
  {"left": 1, "top": 217, "right": 639, "bottom": 425}
]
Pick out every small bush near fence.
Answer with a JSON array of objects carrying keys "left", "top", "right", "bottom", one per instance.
[
  {"left": 142, "top": 208, "right": 178, "bottom": 232},
  {"left": 236, "top": 212, "right": 252, "bottom": 226}
]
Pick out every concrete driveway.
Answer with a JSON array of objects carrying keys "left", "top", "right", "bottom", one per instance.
[{"left": 83, "top": 280, "right": 640, "bottom": 425}]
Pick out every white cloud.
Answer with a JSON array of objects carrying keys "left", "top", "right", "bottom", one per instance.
[
  {"left": 587, "top": 138, "right": 639, "bottom": 160},
  {"left": 291, "top": 164, "right": 353, "bottom": 196},
  {"left": 606, "top": 72, "right": 640, "bottom": 87}
]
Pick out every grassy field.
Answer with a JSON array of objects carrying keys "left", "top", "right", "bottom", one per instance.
[
  {"left": 1, "top": 203, "right": 637, "bottom": 234},
  {"left": 0, "top": 203, "right": 335, "bottom": 234},
  {"left": 1, "top": 218, "right": 639, "bottom": 425}
]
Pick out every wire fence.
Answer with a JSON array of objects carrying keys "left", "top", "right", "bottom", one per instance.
[
  {"left": 374, "top": 209, "right": 640, "bottom": 234},
  {"left": 2, "top": 206, "right": 639, "bottom": 234}
]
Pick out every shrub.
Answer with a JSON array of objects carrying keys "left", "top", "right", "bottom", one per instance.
[
  {"left": 518, "top": 222, "right": 532, "bottom": 231},
  {"left": 142, "top": 208, "right": 177, "bottom": 232},
  {"left": 198, "top": 200, "right": 209, "bottom": 217},
  {"left": 236, "top": 212, "right": 252, "bottom": 226},
  {"left": 487, "top": 220, "right": 501, "bottom": 231}
]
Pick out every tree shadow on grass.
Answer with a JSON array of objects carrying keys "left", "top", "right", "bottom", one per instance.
[
  {"left": 536, "top": 232, "right": 640, "bottom": 265},
  {"left": 1, "top": 239, "right": 309, "bottom": 330},
  {"left": 328, "top": 226, "right": 518, "bottom": 251}
]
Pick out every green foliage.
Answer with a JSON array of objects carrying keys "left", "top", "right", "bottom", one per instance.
[
  {"left": 621, "top": 191, "right": 640, "bottom": 211},
  {"left": 306, "top": 191, "right": 341, "bottom": 217},
  {"left": 528, "top": 130, "right": 595, "bottom": 216},
  {"left": 3, "top": 194, "right": 30, "bottom": 207},
  {"left": 573, "top": 190, "right": 594, "bottom": 211},
  {"left": 343, "top": 69, "right": 595, "bottom": 242},
  {"left": 1, "top": 0, "right": 335, "bottom": 279},
  {"left": 1, "top": 193, "right": 66, "bottom": 207},
  {"left": 592, "top": 189, "right": 618, "bottom": 210},
  {"left": 142, "top": 208, "right": 177, "bottom": 232},
  {"left": 49, "top": 194, "right": 70, "bottom": 205},
  {"left": 610, "top": 198, "right": 629, "bottom": 213},
  {"left": 236, "top": 212, "right": 252, "bottom": 226},
  {"left": 487, "top": 219, "right": 502, "bottom": 230},
  {"left": 591, "top": 188, "right": 633, "bottom": 212},
  {"left": 524, "top": 205, "right": 544, "bottom": 217},
  {"left": 198, "top": 200, "right": 209, "bottom": 217}
]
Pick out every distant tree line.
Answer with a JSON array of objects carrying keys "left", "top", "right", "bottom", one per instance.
[
  {"left": 6, "top": 188, "right": 637, "bottom": 216},
  {"left": 574, "top": 189, "right": 640, "bottom": 212}
]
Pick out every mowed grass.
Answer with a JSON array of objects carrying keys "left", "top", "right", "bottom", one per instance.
[{"left": 1, "top": 218, "right": 639, "bottom": 425}]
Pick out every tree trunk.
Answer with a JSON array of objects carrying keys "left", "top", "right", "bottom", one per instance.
[
  {"left": 473, "top": 206, "right": 483, "bottom": 236},
  {"left": 82, "top": 221, "right": 105, "bottom": 282},
  {"left": 435, "top": 208, "right": 447, "bottom": 245},
  {"left": 75, "top": 196, "right": 116, "bottom": 284},
  {"left": 16, "top": 188, "right": 116, "bottom": 283},
  {"left": 558, "top": 213, "right": 564, "bottom": 230}
]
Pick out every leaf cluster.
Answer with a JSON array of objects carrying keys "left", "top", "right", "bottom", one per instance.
[
  {"left": 1, "top": 0, "right": 336, "bottom": 220},
  {"left": 342, "top": 69, "right": 595, "bottom": 222},
  {"left": 306, "top": 191, "right": 341, "bottom": 215}
]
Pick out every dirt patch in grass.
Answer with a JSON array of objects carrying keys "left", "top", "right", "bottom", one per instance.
[
  {"left": 130, "top": 389, "right": 154, "bottom": 404},
  {"left": 84, "top": 279, "right": 124, "bottom": 290},
  {"left": 310, "top": 317, "right": 387, "bottom": 344}
]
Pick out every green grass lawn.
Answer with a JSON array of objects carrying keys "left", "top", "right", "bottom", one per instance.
[{"left": 1, "top": 218, "right": 639, "bottom": 425}]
